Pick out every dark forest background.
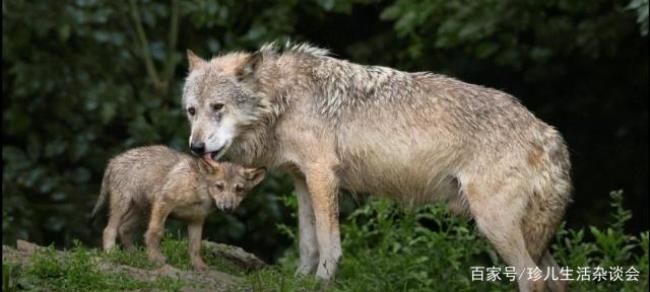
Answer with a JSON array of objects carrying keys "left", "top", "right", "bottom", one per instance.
[{"left": 3, "top": 0, "right": 648, "bottom": 262}]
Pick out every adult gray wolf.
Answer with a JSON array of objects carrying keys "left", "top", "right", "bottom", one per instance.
[
  {"left": 91, "top": 145, "right": 265, "bottom": 270},
  {"left": 182, "top": 42, "right": 571, "bottom": 291}
]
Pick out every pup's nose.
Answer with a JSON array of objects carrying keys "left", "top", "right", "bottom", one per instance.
[
  {"left": 190, "top": 142, "right": 205, "bottom": 155},
  {"left": 222, "top": 206, "right": 234, "bottom": 213}
]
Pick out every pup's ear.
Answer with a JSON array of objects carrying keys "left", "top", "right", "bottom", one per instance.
[
  {"left": 198, "top": 157, "right": 220, "bottom": 175},
  {"left": 236, "top": 52, "right": 262, "bottom": 82},
  {"left": 243, "top": 167, "right": 266, "bottom": 186},
  {"left": 187, "top": 49, "right": 207, "bottom": 72}
]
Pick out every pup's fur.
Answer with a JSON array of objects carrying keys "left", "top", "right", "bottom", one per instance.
[
  {"left": 182, "top": 42, "right": 572, "bottom": 291},
  {"left": 91, "top": 145, "right": 265, "bottom": 270}
]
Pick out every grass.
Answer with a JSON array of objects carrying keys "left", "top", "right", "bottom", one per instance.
[
  {"left": 3, "top": 190, "right": 648, "bottom": 291},
  {"left": 3, "top": 242, "right": 186, "bottom": 291}
]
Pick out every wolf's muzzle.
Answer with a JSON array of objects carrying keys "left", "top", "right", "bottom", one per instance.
[{"left": 190, "top": 142, "right": 206, "bottom": 155}]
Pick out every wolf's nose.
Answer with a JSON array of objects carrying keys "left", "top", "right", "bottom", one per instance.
[{"left": 190, "top": 142, "right": 206, "bottom": 155}]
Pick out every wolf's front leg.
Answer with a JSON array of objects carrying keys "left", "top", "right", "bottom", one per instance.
[
  {"left": 293, "top": 176, "right": 319, "bottom": 275},
  {"left": 305, "top": 165, "right": 342, "bottom": 280}
]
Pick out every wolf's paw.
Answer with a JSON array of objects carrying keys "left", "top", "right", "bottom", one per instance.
[
  {"left": 294, "top": 262, "right": 317, "bottom": 276},
  {"left": 315, "top": 260, "right": 337, "bottom": 281}
]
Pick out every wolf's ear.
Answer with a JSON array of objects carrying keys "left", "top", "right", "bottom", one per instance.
[
  {"left": 236, "top": 52, "right": 262, "bottom": 82},
  {"left": 187, "top": 50, "right": 207, "bottom": 72},
  {"left": 243, "top": 167, "right": 266, "bottom": 186}
]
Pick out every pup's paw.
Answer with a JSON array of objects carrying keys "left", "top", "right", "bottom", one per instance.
[
  {"left": 148, "top": 252, "right": 167, "bottom": 266},
  {"left": 192, "top": 259, "right": 209, "bottom": 272}
]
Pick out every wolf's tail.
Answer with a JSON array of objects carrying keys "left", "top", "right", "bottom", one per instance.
[{"left": 89, "top": 170, "right": 110, "bottom": 229}]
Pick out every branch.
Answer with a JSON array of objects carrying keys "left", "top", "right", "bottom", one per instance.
[
  {"left": 128, "top": 0, "right": 164, "bottom": 92},
  {"left": 162, "top": 0, "right": 180, "bottom": 85}
]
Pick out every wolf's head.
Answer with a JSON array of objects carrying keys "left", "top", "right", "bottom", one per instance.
[
  {"left": 182, "top": 50, "right": 269, "bottom": 161},
  {"left": 198, "top": 158, "right": 266, "bottom": 212}
]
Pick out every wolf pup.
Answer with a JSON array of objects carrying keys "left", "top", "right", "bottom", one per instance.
[{"left": 90, "top": 145, "right": 265, "bottom": 270}]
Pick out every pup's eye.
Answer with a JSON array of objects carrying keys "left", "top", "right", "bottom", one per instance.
[
  {"left": 211, "top": 103, "right": 224, "bottom": 111},
  {"left": 187, "top": 107, "right": 196, "bottom": 116},
  {"left": 235, "top": 185, "right": 244, "bottom": 193},
  {"left": 215, "top": 183, "right": 224, "bottom": 191}
]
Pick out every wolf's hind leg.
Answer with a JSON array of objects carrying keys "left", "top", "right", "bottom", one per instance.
[
  {"left": 522, "top": 172, "right": 570, "bottom": 292},
  {"left": 103, "top": 216, "right": 124, "bottom": 251},
  {"left": 102, "top": 193, "right": 129, "bottom": 251},
  {"left": 538, "top": 250, "right": 566, "bottom": 292},
  {"left": 464, "top": 179, "right": 544, "bottom": 292}
]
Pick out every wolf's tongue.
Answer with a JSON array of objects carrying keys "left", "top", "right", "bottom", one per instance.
[{"left": 202, "top": 153, "right": 213, "bottom": 161}]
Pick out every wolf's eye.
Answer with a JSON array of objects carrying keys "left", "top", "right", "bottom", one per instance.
[
  {"left": 235, "top": 185, "right": 244, "bottom": 193},
  {"left": 187, "top": 107, "right": 196, "bottom": 116},
  {"left": 215, "top": 182, "right": 224, "bottom": 191},
  {"left": 211, "top": 103, "right": 224, "bottom": 111}
]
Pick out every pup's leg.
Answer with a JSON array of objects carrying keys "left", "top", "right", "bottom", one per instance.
[
  {"left": 103, "top": 193, "right": 129, "bottom": 251},
  {"left": 118, "top": 208, "right": 140, "bottom": 251},
  {"left": 464, "top": 179, "right": 544, "bottom": 292},
  {"left": 144, "top": 201, "right": 172, "bottom": 265},
  {"left": 293, "top": 176, "right": 319, "bottom": 276},
  {"left": 305, "top": 165, "right": 341, "bottom": 280},
  {"left": 188, "top": 218, "right": 207, "bottom": 271}
]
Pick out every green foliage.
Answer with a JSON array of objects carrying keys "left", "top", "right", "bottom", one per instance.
[
  {"left": 3, "top": 261, "right": 18, "bottom": 292},
  {"left": 628, "top": 0, "right": 649, "bottom": 35},
  {"left": 334, "top": 200, "right": 502, "bottom": 291},
  {"left": 551, "top": 191, "right": 649, "bottom": 291},
  {"left": 381, "top": 0, "right": 640, "bottom": 66}
]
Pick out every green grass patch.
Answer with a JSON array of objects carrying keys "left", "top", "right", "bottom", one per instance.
[
  {"left": 100, "top": 233, "right": 248, "bottom": 276},
  {"left": 3, "top": 191, "right": 647, "bottom": 291},
  {"left": 244, "top": 267, "right": 324, "bottom": 292},
  {"left": 5, "top": 242, "right": 186, "bottom": 291},
  {"left": 103, "top": 245, "right": 157, "bottom": 270},
  {"left": 159, "top": 233, "right": 248, "bottom": 276}
]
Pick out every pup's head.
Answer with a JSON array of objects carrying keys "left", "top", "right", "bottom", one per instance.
[
  {"left": 198, "top": 158, "right": 266, "bottom": 212},
  {"left": 182, "top": 50, "right": 268, "bottom": 161}
]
